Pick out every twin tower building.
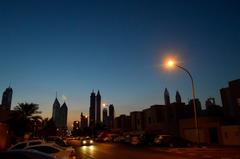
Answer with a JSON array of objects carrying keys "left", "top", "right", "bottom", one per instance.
[
  {"left": 89, "top": 90, "right": 101, "bottom": 126},
  {"left": 52, "top": 96, "right": 68, "bottom": 129},
  {"left": 89, "top": 90, "right": 115, "bottom": 128},
  {"left": 52, "top": 90, "right": 114, "bottom": 129}
]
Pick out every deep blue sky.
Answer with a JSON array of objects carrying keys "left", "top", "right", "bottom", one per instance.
[{"left": 0, "top": 0, "right": 239, "bottom": 125}]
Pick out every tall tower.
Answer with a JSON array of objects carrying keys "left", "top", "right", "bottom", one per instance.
[
  {"left": 80, "top": 112, "right": 88, "bottom": 128},
  {"left": 52, "top": 97, "right": 60, "bottom": 127},
  {"left": 60, "top": 102, "right": 68, "bottom": 128},
  {"left": 176, "top": 91, "right": 182, "bottom": 103},
  {"left": 109, "top": 104, "right": 115, "bottom": 129},
  {"left": 89, "top": 90, "right": 96, "bottom": 127},
  {"left": 1, "top": 86, "right": 13, "bottom": 110},
  {"left": 96, "top": 90, "right": 101, "bottom": 124},
  {"left": 102, "top": 106, "right": 108, "bottom": 126},
  {"left": 164, "top": 88, "right": 170, "bottom": 105}
]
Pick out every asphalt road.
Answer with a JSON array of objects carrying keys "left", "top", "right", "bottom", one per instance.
[{"left": 74, "top": 143, "right": 240, "bottom": 159}]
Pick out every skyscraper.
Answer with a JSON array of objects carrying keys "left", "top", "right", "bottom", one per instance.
[
  {"left": 109, "top": 104, "right": 115, "bottom": 129},
  {"left": 89, "top": 90, "right": 96, "bottom": 127},
  {"left": 52, "top": 96, "right": 68, "bottom": 129},
  {"left": 80, "top": 112, "right": 88, "bottom": 129},
  {"left": 96, "top": 90, "right": 101, "bottom": 124},
  {"left": 1, "top": 86, "right": 13, "bottom": 110},
  {"left": 52, "top": 97, "right": 60, "bottom": 126},
  {"left": 176, "top": 91, "right": 182, "bottom": 103},
  {"left": 102, "top": 106, "right": 108, "bottom": 126},
  {"left": 59, "top": 102, "right": 68, "bottom": 128},
  {"left": 164, "top": 88, "right": 170, "bottom": 105}
]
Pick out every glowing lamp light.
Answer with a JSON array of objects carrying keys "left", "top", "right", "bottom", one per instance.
[
  {"left": 167, "top": 60, "right": 175, "bottom": 67},
  {"left": 163, "top": 56, "right": 178, "bottom": 69}
]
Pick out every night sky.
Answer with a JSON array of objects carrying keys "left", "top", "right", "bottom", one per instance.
[{"left": 0, "top": 0, "right": 239, "bottom": 125}]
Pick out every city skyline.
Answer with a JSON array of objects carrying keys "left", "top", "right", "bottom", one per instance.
[
  {"left": 0, "top": 81, "right": 235, "bottom": 127},
  {"left": 0, "top": 1, "right": 240, "bottom": 126}
]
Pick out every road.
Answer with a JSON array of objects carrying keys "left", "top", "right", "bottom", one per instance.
[{"left": 74, "top": 143, "right": 240, "bottom": 159}]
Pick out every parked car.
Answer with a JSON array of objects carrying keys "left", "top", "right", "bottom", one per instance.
[
  {"left": 25, "top": 143, "right": 76, "bottom": 159},
  {"left": 154, "top": 135, "right": 192, "bottom": 147},
  {"left": 130, "top": 136, "right": 141, "bottom": 145},
  {"left": 8, "top": 140, "right": 45, "bottom": 150},
  {"left": 65, "top": 137, "right": 81, "bottom": 146},
  {"left": 45, "top": 136, "right": 67, "bottom": 147},
  {"left": 0, "top": 150, "right": 56, "bottom": 159},
  {"left": 113, "top": 136, "right": 125, "bottom": 143},
  {"left": 81, "top": 136, "right": 94, "bottom": 146}
]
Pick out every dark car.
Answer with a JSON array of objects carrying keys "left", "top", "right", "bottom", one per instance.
[
  {"left": 0, "top": 150, "right": 56, "bottom": 159},
  {"left": 45, "top": 136, "right": 67, "bottom": 147},
  {"left": 154, "top": 135, "right": 192, "bottom": 147},
  {"left": 81, "top": 137, "right": 94, "bottom": 146}
]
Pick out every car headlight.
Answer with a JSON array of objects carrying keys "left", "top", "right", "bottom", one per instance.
[
  {"left": 90, "top": 140, "right": 93, "bottom": 143},
  {"left": 83, "top": 140, "right": 86, "bottom": 144}
]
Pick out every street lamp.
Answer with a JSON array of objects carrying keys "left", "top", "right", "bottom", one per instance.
[{"left": 165, "top": 58, "right": 200, "bottom": 145}]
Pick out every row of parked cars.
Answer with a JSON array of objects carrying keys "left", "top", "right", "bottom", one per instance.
[
  {"left": 97, "top": 134, "right": 193, "bottom": 147},
  {"left": 0, "top": 136, "right": 94, "bottom": 159}
]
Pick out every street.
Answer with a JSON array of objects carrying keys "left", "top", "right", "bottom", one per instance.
[{"left": 74, "top": 143, "right": 240, "bottom": 159}]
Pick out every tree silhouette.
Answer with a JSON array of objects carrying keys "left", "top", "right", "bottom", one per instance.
[
  {"left": 14, "top": 103, "right": 41, "bottom": 119},
  {"left": 41, "top": 118, "right": 57, "bottom": 137},
  {"left": 8, "top": 103, "right": 42, "bottom": 138}
]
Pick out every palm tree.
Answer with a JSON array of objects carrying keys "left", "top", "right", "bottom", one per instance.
[
  {"left": 9, "top": 103, "right": 42, "bottom": 138},
  {"left": 14, "top": 103, "right": 41, "bottom": 120}
]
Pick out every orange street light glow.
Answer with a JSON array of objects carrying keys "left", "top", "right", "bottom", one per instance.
[
  {"left": 162, "top": 55, "right": 178, "bottom": 69},
  {"left": 167, "top": 60, "right": 175, "bottom": 67}
]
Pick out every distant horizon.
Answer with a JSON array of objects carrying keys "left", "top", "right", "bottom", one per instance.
[{"left": 2, "top": 77, "right": 238, "bottom": 127}]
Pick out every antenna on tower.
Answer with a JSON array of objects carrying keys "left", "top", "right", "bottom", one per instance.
[
  {"left": 56, "top": 92, "right": 58, "bottom": 98},
  {"left": 9, "top": 81, "right": 11, "bottom": 88}
]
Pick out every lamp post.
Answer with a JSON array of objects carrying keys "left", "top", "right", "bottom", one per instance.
[{"left": 166, "top": 59, "right": 200, "bottom": 145}]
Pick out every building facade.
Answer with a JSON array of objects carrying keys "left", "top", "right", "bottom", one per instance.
[
  {"left": 96, "top": 91, "right": 101, "bottom": 124},
  {"left": 52, "top": 97, "right": 68, "bottom": 129},
  {"left": 1, "top": 86, "right": 13, "bottom": 111},
  {"left": 220, "top": 79, "right": 240, "bottom": 121},
  {"left": 89, "top": 90, "right": 102, "bottom": 126},
  {"left": 130, "top": 111, "right": 144, "bottom": 131},
  {"left": 80, "top": 112, "right": 88, "bottom": 129},
  {"left": 108, "top": 104, "right": 115, "bottom": 129},
  {"left": 102, "top": 107, "right": 108, "bottom": 126},
  {"left": 89, "top": 91, "right": 96, "bottom": 127},
  {"left": 164, "top": 88, "right": 170, "bottom": 105}
]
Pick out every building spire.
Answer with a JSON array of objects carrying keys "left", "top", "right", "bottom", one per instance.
[
  {"left": 176, "top": 90, "right": 182, "bottom": 103},
  {"left": 164, "top": 88, "right": 170, "bottom": 105}
]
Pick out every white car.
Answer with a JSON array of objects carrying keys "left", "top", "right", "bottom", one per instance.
[
  {"left": 1, "top": 150, "right": 56, "bottom": 159},
  {"left": 25, "top": 143, "right": 76, "bottom": 159},
  {"left": 8, "top": 140, "right": 45, "bottom": 150}
]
